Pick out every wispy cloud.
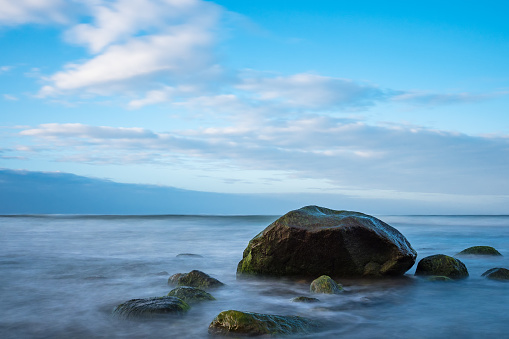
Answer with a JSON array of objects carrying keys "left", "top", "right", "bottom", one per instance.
[
  {"left": 0, "top": 0, "right": 72, "bottom": 25},
  {"left": 3, "top": 94, "right": 18, "bottom": 101},
  {"left": 392, "top": 91, "right": 509, "bottom": 106}
]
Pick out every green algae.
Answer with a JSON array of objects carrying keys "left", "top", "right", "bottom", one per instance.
[
  {"left": 456, "top": 246, "right": 502, "bottom": 256},
  {"left": 415, "top": 254, "right": 469, "bottom": 280},
  {"left": 310, "top": 275, "right": 344, "bottom": 294}
]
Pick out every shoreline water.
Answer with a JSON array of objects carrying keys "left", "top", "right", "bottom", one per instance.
[{"left": 1, "top": 214, "right": 508, "bottom": 338}]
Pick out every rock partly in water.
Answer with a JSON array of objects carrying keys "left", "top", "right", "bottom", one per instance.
[
  {"left": 208, "top": 310, "right": 317, "bottom": 336},
  {"left": 310, "top": 275, "right": 344, "bottom": 294},
  {"left": 176, "top": 253, "right": 203, "bottom": 258},
  {"left": 113, "top": 296, "right": 190, "bottom": 319},
  {"left": 415, "top": 254, "right": 469, "bottom": 280},
  {"left": 292, "top": 296, "right": 320, "bottom": 303},
  {"left": 167, "top": 286, "right": 215, "bottom": 303},
  {"left": 456, "top": 246, "right": 502, "bottom": 256},
  {"left": 168, "top": 270, "right": 224, "bottom": 289},
  {"left": 426, "top": 275, "right": 454, "bottom": 282},
  {"left": 237, "top": 206, "right": 417, "bottom": 278},
  {"left": 482, "top": 268, "right": 509, "bottom": 281}
]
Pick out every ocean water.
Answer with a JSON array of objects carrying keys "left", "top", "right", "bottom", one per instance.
[{"left": 1, "top": 214, "right": 508, "bottom": 338}]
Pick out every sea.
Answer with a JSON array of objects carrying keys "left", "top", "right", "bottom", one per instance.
[{"left": 1, "top": 214, "right": 508, "bottom": 338}]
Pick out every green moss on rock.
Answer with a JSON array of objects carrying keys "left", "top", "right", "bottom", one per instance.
[
  {"left": 310, "top": 275, "right": 344, "bottom": 294},
  {"left": 168, "top": 270, "right": 224, "bottom": 289},
  {"left": 482, "top": 267, "right": 509, "bottom": 281},
  {"left": 208, "top": 310, "right": 317, "bottom": 336},
  {"left": 456, "top": 246, "right": 502, "bottom": 256},
  {"left": 292, "top": 296, "right": 320, "bottom": 303},
  {"left": 415, "top": 254, "right": 469, "bottom": 280},
  {"left": 167, "top": 286, "right": 215, "bottom": 303},
  {"left": 113, "top": 296, "right": 190, "bottom": 319},
  {"left": 426, "top": 275, "right": 454, "bottom": 282}
]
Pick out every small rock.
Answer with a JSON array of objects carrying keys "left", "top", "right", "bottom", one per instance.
[
  {"left": 176, "top": 253, "right": 203, "bottom": 258},
  {"left": 456, "top": 246, "right": 502, "bottom": 256},
  {"left": 482, "top": 268, "right": 509, "bottom": 281},
  {"left": 415, "top": 254, "right": 469, "bottom": 280},
  {"left": 426, "top": 275, "right": 454, "bottom": 282},
  {"left": 208, "top": 310, "right": 317, "bottom": 336},
  {"left": 113, "top": 296, "right": 190, "bottom": 319},
  {"left": 292, "top": 296, "right": 320, "bottom": 303},
  {"left": 168, "top": 270, "right": 224, "bottom": 289},
  {"left": 167, "top": 286, "right": 215, "bottom": 303},
  {"left": 310, "top": 275, "right": 344, "bottom": 294}
]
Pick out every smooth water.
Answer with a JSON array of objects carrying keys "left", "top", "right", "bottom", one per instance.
[{"left": 1, "top": 214, "right": 508, "bottom": 338}]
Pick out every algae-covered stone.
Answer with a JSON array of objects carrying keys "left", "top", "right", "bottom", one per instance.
[
  {"left": 167, "top": 286, "right": 215, "bottom": 302},
  {"left": 482, "top": 267, "right": 509, "bottom": 281},
  {"left": 456, "top": 246, "right": 502, "bottom": 256},
  {"left": 208, "top": 310, "right": 317, "bottom": 336},
  {"left": 310, "top": 275, "right": 344, "bottom": 294},
  {"left": 415, "top": 254, "right": 468, "bottom": 280},
  {"left": 113, "top": 296, "right": 190, "bottom": 319},
  {"left": 292, "top": 296, "right": 320, "bottom": 303},
  {"left": 426, "top": 275, "right": 454, "bottom": 282},
  {"left": 168, "top": 270, "right": 224, "bottom": 289},
  {"left": 237, "top": 206, "right": 416, "bottom": 278}
]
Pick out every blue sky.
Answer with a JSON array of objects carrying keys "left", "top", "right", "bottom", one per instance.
[{"left": 1, "top": 0, "right": 508, "bottom": 214}]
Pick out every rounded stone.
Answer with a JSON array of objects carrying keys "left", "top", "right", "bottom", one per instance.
[
  {"left": 415, "top": 254, "right": 469, "bottom": 280},
  {"left": 113, "top": 296, "right": 190, "bottom": 319},
  {"left": 310, "top": 275, "right": 344, "bottom": 294},
  {"left": 168, "top": 270, "right": 224, "bottom": 289},
  {"left": 482, "top": 267, "right": 509, "bottom": 281},
  {"left": 456, "top": 246, "right": 502, "bottom": 256},
  {"left": 167, "top": 286, "right": 215, "bottom": 302}
]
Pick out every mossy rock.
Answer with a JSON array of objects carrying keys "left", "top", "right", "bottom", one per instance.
[
  {"left": 426, "top": 275, "right": 454, "bottom": 282},
  {"left": 482, "top": 268, "right": 509, "bottom": 281},
  {"left": 168, "top": 270, "right": 224, "bottom": 289},
  {"left": 310, "top": 275, "right": 344, "bottom": 294},
  {"left": 167, "top": 286, "right": 215, "bottom": 303},
  {"left": 456, "top": 246, "right": 502, "bottom": 256},
  {"left": 415, "top": 254, "right": 469, "bottom": 280},
  {"left": 292, "top": 296, "right": 320, "bottom": 303},
  {"left": 113, "top": 296, "right": 190, "bottom": 319},
  {"left": 208, "top": 310, "right": 317, "bottom": 336},
  {"left": 237, "top": 206, "right": 416, "bottom": 278}
]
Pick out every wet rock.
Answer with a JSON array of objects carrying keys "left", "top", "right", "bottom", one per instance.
[
  {"left": 482, "top": 268, "right": 509, "bottom": 281},
  {"left": 415, "top": 254, "right": 469, "bottom": 280},
  {"left": 292, "top": 296, "right": 320, "bottom": 303},
  {"left": 456, "top": 246, "right": 502, "bottom": 256},
  {"left": 237, "top": 206, "right": 417, "bottom": 278},
  {"left": 113, "top": 296, "right": 190, "bottom": 319},
  {"left": 168, "top": 270, "right": 224, "bottom": 289},
  {"left": 176, "top": 253, "right": 203, "bottom": 258},
  {"left": 426, "top": 275, "right": 454, "bottom": 282},
  {"left": 167, "top": 286, "right": 215, "bottom": 302},
  {"left": 310, "top": 275, "right": 344, "bottom": 294},
  {"left": 208, "top": 310, "right": 317, "bottom": 336}
]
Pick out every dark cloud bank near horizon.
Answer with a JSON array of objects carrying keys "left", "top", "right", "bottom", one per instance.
[{"left": 2, "top": 169, "right": 504, "bottom": 216}]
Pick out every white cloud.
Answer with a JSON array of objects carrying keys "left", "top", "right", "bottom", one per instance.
[
  {"left": 3, "top": 94, "right": 18, "bottom": 101},
  {"left": 0, "top": 0, "right": 70, "bottom": 25},
  {"left": 392, "top": 91, "right": 508, "bottom": 106},
  {"left": 39, "top": 0, "right": 222, "bottom": 97},
  {"left": 16, "top": 121, "right": 509, "bottom": 196}
]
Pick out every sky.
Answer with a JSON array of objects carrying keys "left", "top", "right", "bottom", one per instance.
[{"left": 0, "top": 0, "right": 508, "bottom": 214}]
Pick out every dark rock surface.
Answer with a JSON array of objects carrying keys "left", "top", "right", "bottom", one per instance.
[
  {"left": 292, "top": 296, "right": 320, "bottom": 303},
  {"left": 167, "top": 286, "right": 215, "bottom": 302},
  {"left": 415, "top": 254, "right": 469, "bottom": 279},
  {"left": 310, "top": 275, "right": 344, "bottom": 294},
  {"left": 237, "top": 206, "right": 417, "bottom": 278},
  {"left": 482, "top": 267, "right": 509, "bottom": 281},
  {"left": 208, "top": 310, "right": 317, "bottom": 336},
  {"left": 456, "top": 246, "right": 502, "bottom": 256},
  {"left": 176, "top": 253, "right": 204, "bottom": 258},
  {"left": 168, "top": 270, "right": 224, "bottom": 289},
  {"left": 113, "top": 296, "right": 190, "bottom": 319}
]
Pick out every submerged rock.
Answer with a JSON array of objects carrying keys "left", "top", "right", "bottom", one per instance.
[
  {"left": 292, "top": 296, "right": 320, "bottom": 303},
  {"left": 208, "top": 310, "right": 317, "bottom": 336},
  {"left": 113, "top": 296, "right": 190, "bottom": 319},
  {"left": 176, "top": 253, "right": 203, "bottom": 258},
  {"left": 482, "top": 268, "right": 509, "bottom": 281},
  {"left": 456, "top": 246, "right": 502, "bottom": 256},
  {"left": 167, "top": 286, "right": 215, "bottom": 302},
  {"left": 310, "top": 275, "right": 344, "bottom": 294},
  {"left": 237, "top": 206, "right": 417, "bottom": 278},
  {"left": 415, "top": 254, "right": 469, "bottom": 280},
  {"left": 168, "top": 270, "right": 224, "bottom": 289},
  {"left": 426, "top": 275, "right": 454, "bottom": 282}
]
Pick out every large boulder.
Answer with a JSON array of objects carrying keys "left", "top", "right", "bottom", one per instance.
[
  {"left": 237, "top": 206, "right": 417, "bottom": 278},
  {"left": 208, "top": 310, "right": 317, "bottom": 336},
  {"left": 414, "top": 254, "right": 469, "bottom": 279},
  {"left": 113, "top": 296, "right": 190, "bottom": 319},
  {"left": 168, "top": 270, "right": 224, "bottom": 289},
  {"left": 456, "top": 246, "right": 502, "bottom": 256},
  {"left": 482, "top": 268, "right": 509, "bottom": 281}
]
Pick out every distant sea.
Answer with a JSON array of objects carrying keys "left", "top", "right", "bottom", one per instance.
[{"left": 1, "top": 214, "right": 508, "bottom": 338}]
